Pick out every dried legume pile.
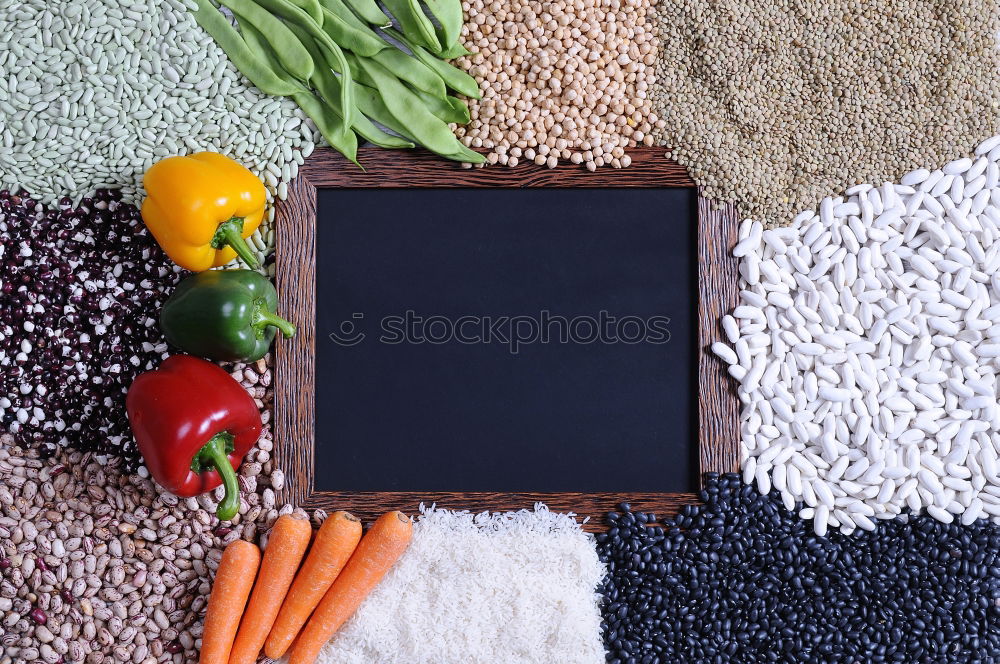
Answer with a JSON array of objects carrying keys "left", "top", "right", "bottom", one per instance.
[
  {"left": 714, "top": 134, "right": 1000, "bottom": 535},
  {"left": 0, "top": 433, "right": 292, "bottom": 664},
  {"left": 317, "top": 505, "right": 606, "bottom": 664},
  {"left": 598, "top": 474, "right": 1000, "bottom": 663},
  {"left": 0, "top": 0, "right": 317, "bottom": 260},
  {"left": 0, "top": 189, "right": 181, "bottom": 467},
  {"left": 455, "top": 0, "right": 662, "bottom": 170},
  {"left": 654, "top": 0, "right": 1000, "bottom": 225}
]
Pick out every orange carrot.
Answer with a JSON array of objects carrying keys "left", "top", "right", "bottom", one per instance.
[
  {"left": 228, "top": 513, "right": 313, "bottom": 664},
  {"left": 200, "top": 539, "right": 261, "bottom": 664},
  {"left": 264, "top": 511, "right": 363, "bottom": 660},
  {"left": 289, "top": 511, "right": 413, "bottom": 664}
]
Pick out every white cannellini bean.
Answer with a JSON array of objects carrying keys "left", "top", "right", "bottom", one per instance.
[
  {"left": 712, "top": 342, "right": 738, "bottom": 365},
  {"left": 813, "top": 505, "right": 830, "bottom": 537},
  {"left": 720, "top": 137, "right": 1000, "bottom": 532}
]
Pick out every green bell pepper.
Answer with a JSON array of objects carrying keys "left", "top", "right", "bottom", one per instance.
[{"left": 160, "top": 270, "right": 296, "bottom": 362}]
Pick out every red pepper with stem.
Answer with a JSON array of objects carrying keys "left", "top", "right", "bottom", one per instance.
[{"left": 126, "top": 355, "right": 262, "bottom": 521}]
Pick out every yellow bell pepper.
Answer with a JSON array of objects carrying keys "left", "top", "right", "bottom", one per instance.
[{"left": 141, "top": 152, "right": 266, "bottom": 271}]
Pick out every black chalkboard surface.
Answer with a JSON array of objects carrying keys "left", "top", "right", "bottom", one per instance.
[{"left": 314, "top": 187, "right": 698, "bottom": 493}]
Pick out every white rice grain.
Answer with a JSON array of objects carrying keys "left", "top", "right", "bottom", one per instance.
[{"left": 313, "top": 505, "right": 606, "bottom": 664}]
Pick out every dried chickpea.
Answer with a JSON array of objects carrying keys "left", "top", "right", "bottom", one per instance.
[{"left": 453, "top": 0, "right": 657, "bottom": 169}]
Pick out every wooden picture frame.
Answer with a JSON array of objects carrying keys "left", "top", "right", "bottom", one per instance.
[{"left": 273, "top": 146, "right": 741, "bottom": 531}]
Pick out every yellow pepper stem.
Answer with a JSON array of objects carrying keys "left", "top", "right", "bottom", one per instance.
[{"left": 212, "top": 218, "right": 261, "bottom": 269}]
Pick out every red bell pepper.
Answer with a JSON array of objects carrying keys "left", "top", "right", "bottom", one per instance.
[{"left": 126, "top": 355, "right": 262, "bottom": 521}]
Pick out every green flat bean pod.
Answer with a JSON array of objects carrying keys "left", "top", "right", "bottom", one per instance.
[
  {"left": 293, "top": 91, "right": 361, "bottom": 166},
  {"left": 319, "top": 7, "right": 387, "bottom": 57},
  {"left": 288, "top": 0, "right": 324, "bottom": 24},
  {"left": 190, "top": 0, "right": 304, "bottom": 97},
  {"left": 440, "top": 141, "right": 485, "bottom": 164},
  {"left": 220, "top": 0, "right": 314, "bottom": 81},
  {"left": 371, "top": 47, "right": 448, "bottom": 99},
  {"left": 380, "top": 0, "right": 441, "bottom": 53},
  {"left": 413, "top": 89, "right": 471, "bottom": 124},
  {"left": 332, "top": 0, "right": 391, "bottom": 27},
  {"left": 353, "top": 114, "right": 415, "bottom": 149},
  {"left": 352, "top": 78, "right": 479, "bottom": 161},
  {"left": 298, "top": 35, "right": 414, "bottom": 150},
  {"left": 256, "top": 0, "right": 355, "bottom": 129},
  {"left": 351, "top": 80, "right": 418, "bottom": 139},
  {"left": 319, "top": 0, "right": 373, "bottom": 30},
  {"left": 349, "top": 60, "right": 376, "bottom": 87},
  {"left": 387, "top": 29, "right": 480, "bottom": 99},
  {"left": 340, "top": 82, "right": 416, "bottom": 148},
  {"left": 354, "top": 83, "right": 478, "bottom": 163},
  {"left": 311, "top": 65, "right": 412, "bottom": 149},
  {"left": 233, "top": 11, "right": 289, "bottom": 76},
  {"left": 287, "top": 20, "right": 348, "bottom": 112},
  {"left": 422, "top": 0, "right": 463, "bottom": 52},
  {"left": 436, "top": 41, "right": 472, "bottom": 59},
  {"left": 354, "top": 57, "right": 482, "bottom": 162}
]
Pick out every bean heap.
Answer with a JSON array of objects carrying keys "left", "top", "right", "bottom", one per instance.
[
  {"left": 0, "top": 189, "right": 181, "bottom": 468},
  {"left": 714, "top": 134, "right": 1000, "bottom": 535},
  {"left": 455, "top": 0, "right": 661, "bottom": 170},
  {"left": 0, "top": 435, "right": 292, "bottom": 664},
  {"left": 653, "top": 0, "right": 1000, "bottom": 224},
  {"left": 598, "top": 474, "right": 1000, "bottom": 664},
  {"left": 0, "top": 0, "right": 314, "bottom": 224},
  {"left": 191, "top": 0, "right": 484, "bottom": 166}
]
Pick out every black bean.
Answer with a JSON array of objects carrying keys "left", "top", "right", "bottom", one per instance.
[{"left": 598, "top": 473, "right": 1000, "bottom": 663}]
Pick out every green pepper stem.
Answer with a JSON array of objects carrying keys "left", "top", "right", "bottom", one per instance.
[
  {"left": 196, "top": 432, "right": 241, "bottom": 522},
  {"left": 212, "top": 218, "right": 261, "bottom": 270},
  {"left": 254, "top": 308, "right": 297, "bottom": 338}
]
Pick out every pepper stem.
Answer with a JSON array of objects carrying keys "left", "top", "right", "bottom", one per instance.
[
  {"left": 194, "top": 432, "right": 241, "bottom": 522},
  {"left": 253, "top": 306, "right": 297, "bottom": 338},
  {"left": 212, "top": 218, "right": 261, "bottom": 269}
]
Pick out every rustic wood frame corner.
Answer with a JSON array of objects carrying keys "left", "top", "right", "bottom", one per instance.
[{"left": 273, "top": 147, "right": 740, "bottom": 531}]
